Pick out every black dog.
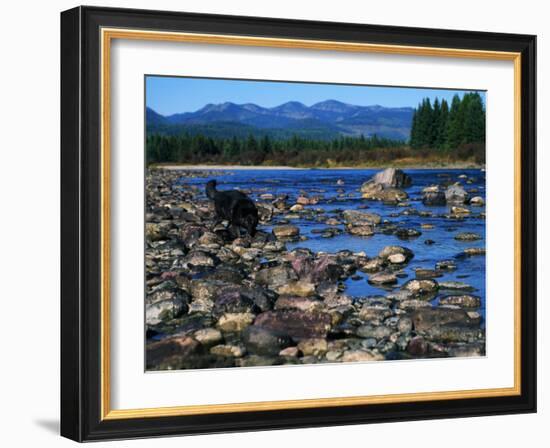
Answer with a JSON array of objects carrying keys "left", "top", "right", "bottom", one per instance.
[{"left": 206, "top": 180, "right": 258, "bottom": 237}]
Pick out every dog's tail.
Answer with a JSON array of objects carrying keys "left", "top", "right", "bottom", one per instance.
[{"left": 205, "top": 180, "right": 217, "bottom": 200}]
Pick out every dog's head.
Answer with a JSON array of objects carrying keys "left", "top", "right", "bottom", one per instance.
[{"left": 205, "top": 180, "right": 217, "bottom": 199}]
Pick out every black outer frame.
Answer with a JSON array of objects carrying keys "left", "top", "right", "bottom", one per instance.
[{"left": 60, "top": 5, "right": 537, "bottom": 442}]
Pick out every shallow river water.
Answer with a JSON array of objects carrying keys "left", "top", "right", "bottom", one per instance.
[{"left": 182, "top": 168, "right": 486, "bottom": 320}]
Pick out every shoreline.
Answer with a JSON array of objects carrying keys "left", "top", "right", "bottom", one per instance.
[{"left": 156, "top": 163, "right": 485, "bottom": 171}]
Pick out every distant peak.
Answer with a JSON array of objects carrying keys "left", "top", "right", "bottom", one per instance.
[{"left": 273, "top": 101, "right": 308, "bottom": 109}]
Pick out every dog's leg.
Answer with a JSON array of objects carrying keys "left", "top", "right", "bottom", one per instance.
[{"left": 229, "top": 223, "right": 241, "bottom": 239}]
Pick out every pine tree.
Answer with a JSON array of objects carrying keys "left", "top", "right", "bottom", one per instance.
[
  {"left": 437, "top": 99, "right": 449, "bottom": 149},
  {"left": 463, "top": 92, "right": 485, "bottom": 143},
  {"left": 446, "top": 94, "right": 463, "bottom": 149}
]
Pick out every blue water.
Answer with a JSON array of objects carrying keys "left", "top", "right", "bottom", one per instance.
[{"left": 182, "top": 168, "right": 486, "bottom": 317}]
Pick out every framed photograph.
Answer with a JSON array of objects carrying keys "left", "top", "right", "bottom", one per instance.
[{"left": 60, "top": 6, "right": 536, "bottom": 441}]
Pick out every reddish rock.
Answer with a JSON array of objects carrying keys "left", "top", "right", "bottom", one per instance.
[
  {"left": 146, "top": 336, "right": 201, "bottom": 368},
  {"left": 254, "top": 310, "right": 332, "bottom": 340}
]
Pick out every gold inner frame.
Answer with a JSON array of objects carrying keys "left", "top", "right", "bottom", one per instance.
[{"left": 100, "top": 27, "right": 522, "bottom": 420}]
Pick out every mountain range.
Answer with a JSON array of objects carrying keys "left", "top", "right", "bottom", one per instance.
[{"left": 146, "top": 100, "right": 414, "bottom": 140}]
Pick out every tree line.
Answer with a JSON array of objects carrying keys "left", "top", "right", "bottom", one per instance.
[
  {"left": 410, "top": 92, "right": 485, "bottom": 150},
  {"left": 146, "top": 132, "right": 405, "bottom": 166}
]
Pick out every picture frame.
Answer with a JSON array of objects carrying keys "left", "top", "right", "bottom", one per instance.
[{"left": 60, "top": 5, "right": 536, "bottom": 442}]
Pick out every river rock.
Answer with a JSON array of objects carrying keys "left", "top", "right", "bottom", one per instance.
[
  {"left": 356, "top": 325, "right": 392, "bottom": 339},
  {"left": 415, "top": 268, "right": 443, "bottom": 279},
  {"left": 395, "top": 228, "right": 422, "bottom": 239},
  {"left": 212, "top": 289, "right": 258, "bottom": 317},
  {"left": 402, "top": 279, "right": 439, "bottom": 297},
  {"left": 297, "top": 338, "right": 328, "bottom": 357},
  {"left": 146, "top": 335, "right": 201, "bottom": 369},
  {"left": 446, "top": 184, "right": 469, "bottom": 204},
  {"left": 463, "top": 247, "right": 486, "bottom": 256},
  {"left": 372, "top": 167, "right": 412, "bottom": 188},
  {"left": 341, "top": 350, "right": 385, "bottom": 363},
  {"left": 470, "top": 196, "right": 485, "bottom": 206},
  {"left": 146, "top": 222, "right": 171, "bottom": 242},
  {"left": 388, "top": 253, "right": 407, "bottom": 264},
  {"left": 368, "top": 271, "right": 398, "bottom": 285},
  {"left": 275, "top": 296, "right": 324, "bottom": 312},
  {"left": 360, "top": 182, "right": 408, "bottom": 202},
  {"left": 254, "top": 265, "right": 298, "bottom": 288},
  {"left": 348, "top": 225, "right": 374, "bottom": 236},
  {"left": 343, "top": 209, "right": 382, "bottom": 226},
  {"left": 241, "top": 326, "right": 292, "bottom": 356},
  {"left": 279, "top": 346, "right": 301, "bottom": 357},
  {"left": 254, "top": 310, "right": 332, "bottom": 340},
  {"left": 451, "top": 206, "right": 471, "bottom": 215},
  {"left": 422, "top": 186, "right": 447, "bottom": 206},
  {"left": 412, "top": 307, "right": 477, "bottom": 332},
  {"left": 210, "top": 344, "right": 246, "bottom": 357},
  {"left": 276, "top": 281, "right": 316, "bottom": 297},
  {"left": 439, "top": 294, "right": 481, "bottom": 308},
  {"left": 397, "top": 299, "right": 433, "bottom": 311},
  {"left": 378, "top": 246, "right": 414, "bottom": 262},
  {"left": 397, "top": 317, "right": 413, "bottom": 333},
  {"left": 216, "top": 312, "right": 255, "bottom": 332},
  {"left": 193, "top": 328, "right": 223, "bottom": 347},
  {"left": 146, "top": 296, "right": 188, "bottom": 325},
  {"left": 435, "top": 260, "right": 457, "bottom": 270},
  {"left": 358, "top": 301, "right": 393, "bottom": 321},
  {"left": 439, "top": 281, "right": 475, "bottom": 292},
  {"left": 455, "top": 232, "right": 482, "bottom": 241},
  {"left": 407, "top": 336, "right": 429, "bottom": 356},
  {"left": 272, "top": 225, "right": 300, "bottom": 239},
  {"left": 360, "top": 257, "right": 386, "bottom": 273}
]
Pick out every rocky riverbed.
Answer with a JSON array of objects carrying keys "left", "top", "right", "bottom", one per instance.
[{"left": 145, "top": 167, "right": 486, "bottom": 370}]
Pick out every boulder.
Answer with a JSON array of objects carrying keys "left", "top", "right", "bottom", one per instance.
[
  {"left": 388, "top": 253, "right": 406, "bottom": 264},
  {"left": 145, "top": 296, "right": 188, "bottom": 325},
  {"left": 407, "top": 336, "right": 429, "bottom": 356},
  {"left": 210, "top": 344, "right": 246, "bottom": 357},
  {"left": 438, "top": 281, "right": 475, "bottom": 292},
  {"left": 439, "top": 294, "right": 481, "bottom": 309},
  {"left": 272, "top": 225, "right": 300, "bottom": 239},
  {"left": 146, "top": 222, "right": 171, "bottom": 242},
  {"left": 378, "top": 246, "right": 414, "bottom": 262},
  {"left": 254, "top": 265, "right": 298, "bottom": 288},
  {"left": 356, "top": 325, "right": 392, "bottom": 339},
  {"left": 146, "top": 336, "right": 201, "bottom": 369},
  {"left": 241, "top": 326, "right": 292, "bottom": 356},
  {"left": 470, "top": 196, "right": 485, "bottom": 206},
  {"left": 212, "top": 290, "right": 258, "bottom": 318},
  {"left": 216, "top": 312, "right": 255, "bottom": 332},
  {"left": 463, "top": 247, "right": 486, "bottom": 256},
  {"left": 422, "top": 186, "right": 447, "bottom": 206},
  {"left": 193, "top": 328, "right": 223, "bottom": 347},
  {"left": 412, "top": 308, "right": 478, "bottom": 332},
  {"left": 276, "top": 281, "right": 316, "bottom": 297},
  {"left": 342, "top": 210, "right": 382, "bottom": 226},
  {"left": 371, "top": 168, "right": 412, "bottom": 188},
  {"left": 347, "top": 225, "right": 374, "bottom": 236},
  {"left": 446, "top": 184, "right": 469, "bottom": 204},
  {"left": 368, "top": 271, "right": 398, "bottom": 285},
  {"left": 402, "top": 279, "right": 439, "bottom": 297},
  {"left": 297, "top": 338, "right": 328, "bottom": 357},
  {"left": 254, "top": 310, "right": 332, "bottom": 340},
  {"left": 454, "top": 232, "right": 482, "bottom": 241},
  {"left": 275, "top": 296, "right": 325, "bottom": 312},
  {"left": 360, "top": 182, "right": 408, "bottom": 202}
]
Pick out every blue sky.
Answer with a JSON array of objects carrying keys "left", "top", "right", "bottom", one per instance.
[{"left": 146, "top": 76, "right": 485, "bottom": 116}]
